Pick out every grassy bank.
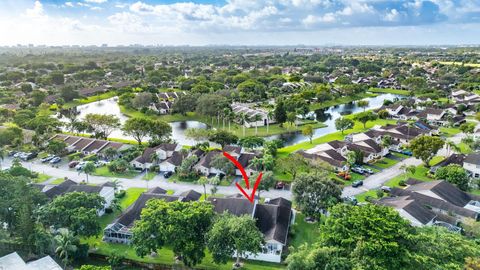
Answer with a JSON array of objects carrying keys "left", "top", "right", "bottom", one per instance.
[
  {"left": 309, "top": 92, "right": 377, "bottom": 111},
  {"left": 278, "top": 117, "right": 397, "bottom": 156},
  {"left": 368, "top": 87, "right": 410, "bottom": 96},
  {"left": 63, "top": 91, "right": 118, "bottom": 109},
  {"left": 121, "top": 105, "right": 327, "bottom": 138}
]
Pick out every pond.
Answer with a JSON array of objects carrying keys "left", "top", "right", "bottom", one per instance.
[
  {"left": 58, "top": 97, "right": 208, "bottom": 146},
  {"left": 266, "top": 93, "right": 404, "bottom": 146}
]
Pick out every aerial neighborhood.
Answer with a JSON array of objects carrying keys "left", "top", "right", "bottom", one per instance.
[{"left": 1, "top": 2, "right": 480, "bottom": 268}]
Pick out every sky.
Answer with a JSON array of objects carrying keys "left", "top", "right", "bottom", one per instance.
[{"left": 0, "top": 0, "right": 480, "bottom": 46}]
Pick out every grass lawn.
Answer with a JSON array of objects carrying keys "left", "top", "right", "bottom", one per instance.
[
  {"left": 372, "top": 157, "right": 399, "bottom": 169},
  {"left": 355, "top": 190, "right": 379, "bottom": 202},
  {"left": 289, "top": 213, "right": 321, "bottom": 249},
  {"left": 93, "top": 166, "right": 140, "bottom": 179},
  {"left": 142, "top": 171, "right": 157, "bottom": 180},
  {"left": 458, "top": 142, "right": 473, "bottom": 154},
  {"left": 121, "top": 105, "right": 326, "bottom": 138},
  {"left": 309, "top": 92, "right": 377, "bottom": 111},
  {"left": 63, "top": 91, "right": 118, "bottom": 109},
  {"left": 32, "top": 173, "right": 51, "bottom": 183},
  {"left": 368, "top": 87, "right": 411, "bottom": 96},
  {"left": 429, "top": 156, "right": 445, "bottom": 166},
  {"left": 50, "top": 178, "right": 65, "bottom": 184},
  {"left": 439, "top": 61, "right": 480, "bottom": 67},
  {"left": 439, "top": 127, "right": 461, "bottom": 137}
]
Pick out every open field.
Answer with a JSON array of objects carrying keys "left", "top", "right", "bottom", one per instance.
[{"left": 368, "top": 87, "right": 411, "bottom": 95}]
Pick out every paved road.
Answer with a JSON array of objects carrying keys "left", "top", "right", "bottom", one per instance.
[
  {"left": 342, "top": 157, "right": 423, "bottom": 197},
  {"left": 3, "top": 157, "right": 294, "bottom": 200}
]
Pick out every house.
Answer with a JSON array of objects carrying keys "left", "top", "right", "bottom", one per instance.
[
  {"left": 50, "top": 134, "right": 130, "bottom": 157},
  {"left": 298, "top": 150, "right": 347, "bottom": 171},
  {"left": 103, "top": 187, "right": 200, "bottom": 244},
  {"left": 34, "top": 180, "right": 115, "bottom": 216},
  {"left": 377, "top": 180, "right": 480, "bottom": 227},
  {"left": 231, "top": 103, "right": 275, "bottom": 127},
  {"left": 429, "top": 154, "right": 466, "bottom": 174},
  {"left": 0, "top": 252, "right": 62, "bottom": 270},
  {"left": 463, "top": 153, "right": 480, "bottom": 178},
  {"left": 381, "top": 104, "right": 417, "bottom": 121},
  {"left": 159, "top": 151, "right": 188, "bottom": 172},
  {"left": 194, "top": 150, "right": 225, "bottom": 176},
  {"left": 78, "top": 85, "right": 107, "bottom": 97},
  {"left": 130, "top": 143, "right": 182, "bottom": 170},
  {"left": 208, "top": 196, "right": 294, "bottom": 263}
]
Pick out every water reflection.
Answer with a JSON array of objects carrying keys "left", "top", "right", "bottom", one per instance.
[{"left": 266, "top": 93, "right": 404, "bottom": 146}]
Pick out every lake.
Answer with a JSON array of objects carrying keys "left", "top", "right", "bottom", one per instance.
[
  {"left": 265, "top": 93, "right": 404, "bottom": 146},
  {"left": 58, "top": 97, "right": 208, "bottom": 146}
]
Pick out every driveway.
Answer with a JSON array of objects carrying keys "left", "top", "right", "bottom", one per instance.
[{"left": 342, "top": 157, "right": 423, "bottom": 197}]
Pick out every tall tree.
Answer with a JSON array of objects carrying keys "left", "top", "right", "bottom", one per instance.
[
  {"left": 207, "top": 213, "right": 264, "bottom": 267},
  {"left": 302, "top": 124, "right": 314, "bottom": 143},
  {"left": 38, "top": 192, "right": 105, "bottom": 237},
  {"left": 132, "top": 200, "right": 214, "bottom": 267},
  {"left": 55, "top": 228, "right": 78, "bottom": 269},
  {"left": 357, "top": 100, "right": 369, "bottom": 111},
  {"left": 292, "top": 171, "right": 342, "bottom": 219},
  {"left": 274, "top": 99, "right": 287, "bottom": 127},
  {"left": 123, "top": 117, "right": 153, "bottom": 145},
  {"left": 335, "top": 117, "right": 354, "bottom": 135},
  {"left": 435, "top": 164, "right": 470, "bottom": 191},
  {"left": 84, "top": 114, "right": 120, "bottom": 139},
  {"left": 409, "top": 135, "right": 445, "bottom": 167},
  {"left": 353, "top": 111, "right": 377, "bottom": 129}
]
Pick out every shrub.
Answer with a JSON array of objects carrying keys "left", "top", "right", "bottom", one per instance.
[
  {"left": 84, "top": 154, "right": 98, "bottom": 162},
  {"left": 115, "top": 190, "right": 126, "bottom": 198},
  {"left": 399, "top": 180, "right": 407, "bottom": 186},
  {"left": 67, "top": 152, "right": 83, "bottom": 161}
]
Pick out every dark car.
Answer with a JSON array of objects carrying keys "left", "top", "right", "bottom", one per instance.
[
  {"left": 352, "top": 180, "right": 363, "bottom": 188},
  {"left": 8, "top": 151, "right": 17, "bottom": 157},
  {"left": 21, "top": 152, "right": 37, "bottom": 161},
  {"left": 68, "top": 161, "right": 79, "bottom": 168},
  {"left": 401, "top": 150, "right": 413, "bottom": 156},
  {"left": 274, "top": 181, "right": 285, "bottom": 189},
  {"left": 163, "top": 171, "right": 173, "bottom": 178}
]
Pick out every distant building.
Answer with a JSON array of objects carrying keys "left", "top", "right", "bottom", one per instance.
[{"left": 0, "top": 252, "right": 61, "bottom": 270}]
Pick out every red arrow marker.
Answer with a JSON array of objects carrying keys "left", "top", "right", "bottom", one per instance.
[{"left": 223, "top": 151, "right": 262, "bottom": 203}]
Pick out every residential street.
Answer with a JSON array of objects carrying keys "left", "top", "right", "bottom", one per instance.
[
  {"left": 342, "top": 156, "right": 423, "bottom": 197},
  {"left": 3, "top": 157, "right": 294, "bottom": 200}
]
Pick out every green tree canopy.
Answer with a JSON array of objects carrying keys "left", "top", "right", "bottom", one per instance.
[
  {"left": 409, "top": 135, "right": 445, "bottom": 167},
  {"left": 131, "top": 200, "right": 214, "bottom": 267}
]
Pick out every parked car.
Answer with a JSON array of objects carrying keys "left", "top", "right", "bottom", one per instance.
[
  {"left": 381, "top": 186, "right": 392, "bottom": 193},
  {"left": 49, "top": 157, "right": 61, "bottom": 164},
  {"left": 8, "top": 151, "right": 17, "bottom": 157},
  {"left": 362, "top": 167, "right": 374, "bottom": 174},
  {"left": 68, "top": 161, "right": 79, "bottom": 168},
  {"left": 352, "top": 180, "right": 363, "bottom": 188},
  {"left": 274, "top": 181, "right": 285, "bottom": 189},
  {"left": 75, "top": 162, "right": 86, "bottom": 170},
  {"left": 21, "top": 152, "right": 37, "bottom": 161},
  {"left": 351, "top": 167, "right": 365, "bottom": 174},
  {"left": 41, "top": 155, "right": 55, "bottom": 163},
  {"left": 344, "top": 196, "right": 358, "bottom": 205},
  {"left": 401, "top": 150, "right": 413, "bottom": 156},
  {"left": 163, "top": 171, "right": 173, "bottom": 178}
]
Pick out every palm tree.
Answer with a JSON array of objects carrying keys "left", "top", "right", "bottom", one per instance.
[
  {"left": 228, "top": 111, "right": 234, "bottom": 132},
  {"left": 110, "top": 179, "right": 122, "bottom": 193},
  {"left": 0, "top": 147, "right": 4, "bottom": 170},
  {"left": 223, "top": 108, "right": 230, "bottom": 130},
  {"left": 55, "top": 228, "right": 78, "bottom": 269},
  {"left": 254, "top": 114, "right": 262, "bottom": 135},
  {"left": 82, "top": 162, "right": 96, "bottom": 183},
  {"left": 267, "top": 110, "right": 274, "bottom": 135},
  {"left": 239, "top": 113, "right": 249, "bottom": 137},
  {"left": 197, "top": 176, "right": 209, "bottom": 200}
]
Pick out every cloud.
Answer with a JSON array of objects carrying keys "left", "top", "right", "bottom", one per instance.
[
  {"left": 65, "top": 2, "right": 74, "bottom": 8},
  {"left": 84, "top": 0, "right": 108, "bottom": 3},
  {"left": 384, "top": 9, "right": 400, "bottom": 22},
  {"left": 25, "top": 1, "right": 45, "bottom": 18}
]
